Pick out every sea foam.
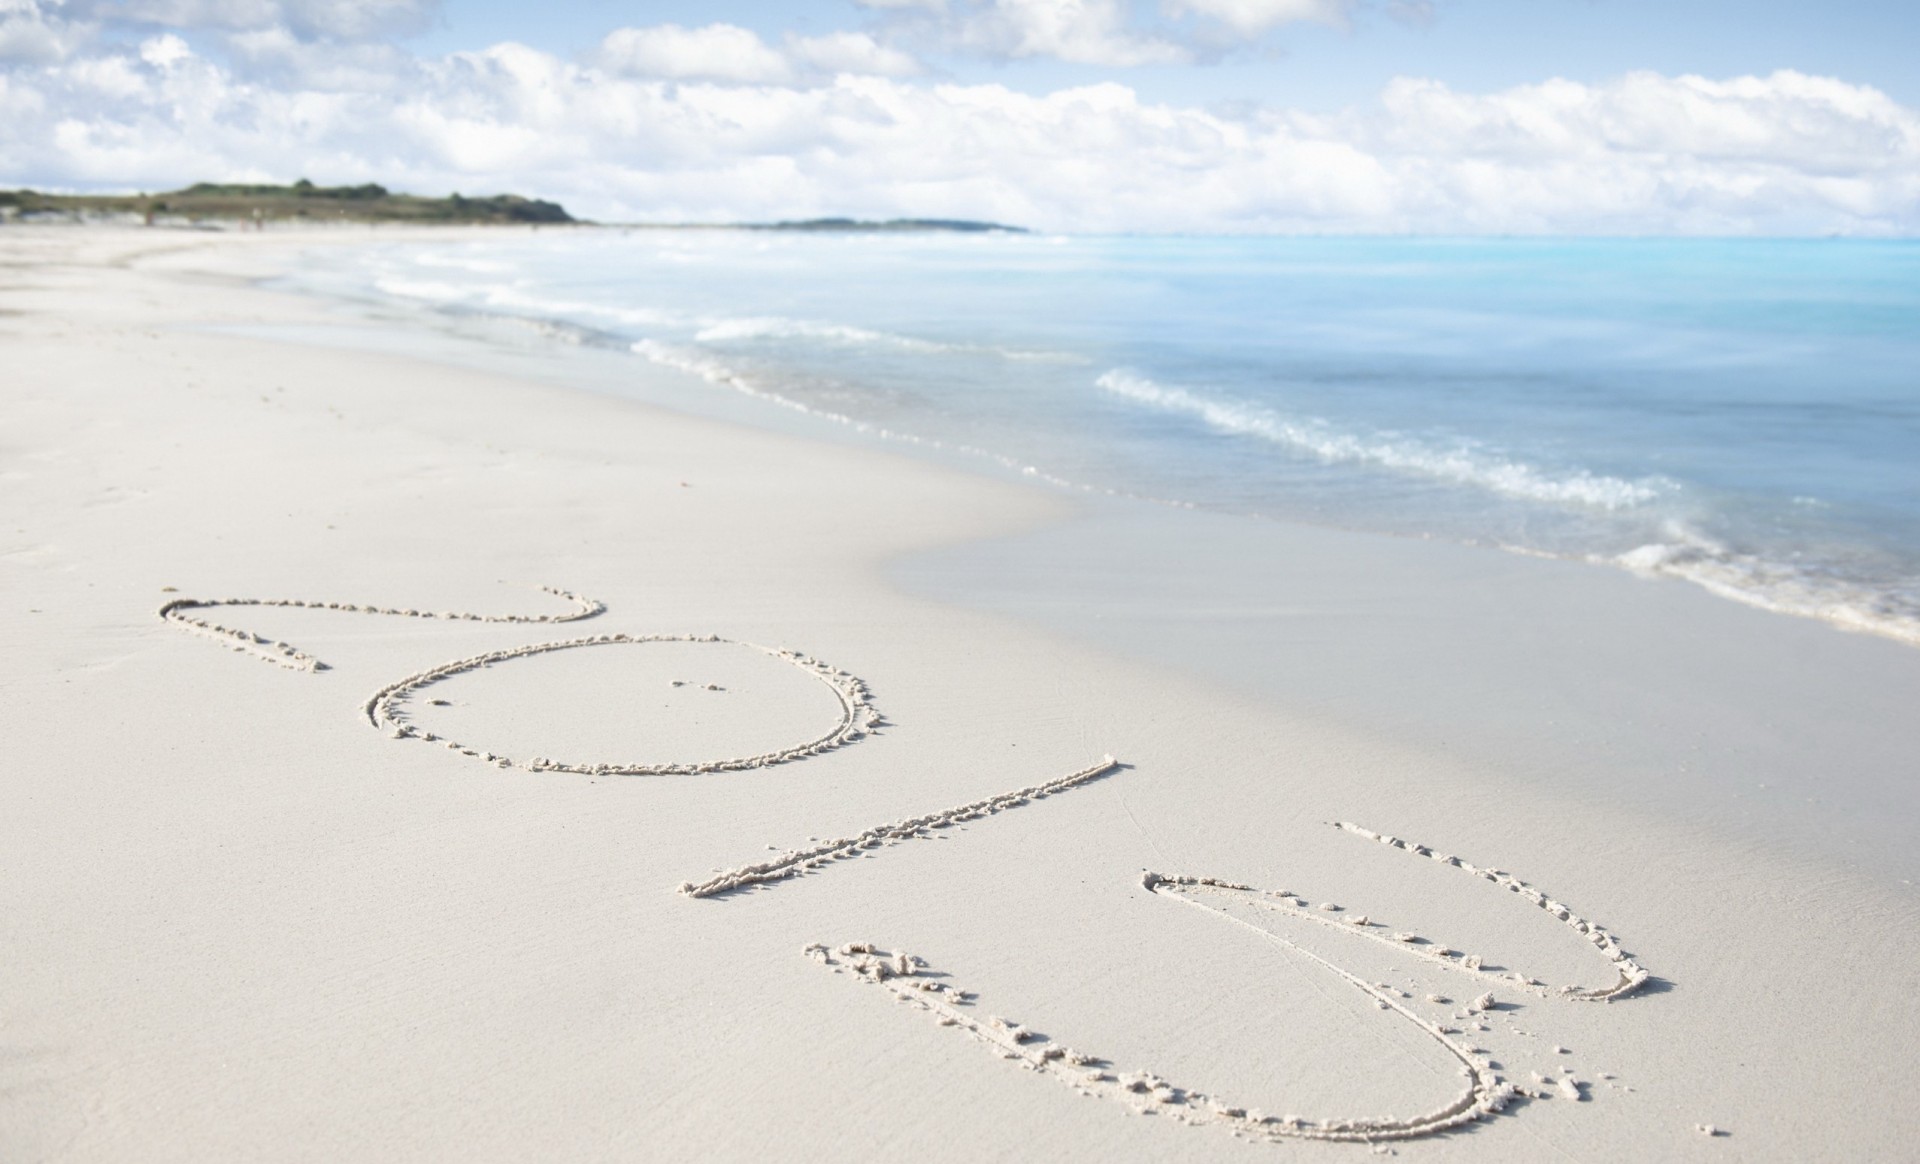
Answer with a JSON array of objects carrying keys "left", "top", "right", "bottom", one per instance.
[{"left": 1095, "top": 370, "right": 1669, "bottom": 512}]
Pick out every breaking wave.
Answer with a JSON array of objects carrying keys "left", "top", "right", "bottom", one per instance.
[{"left": 1096, "top": 369, "right": 1671, "bottom": 512}]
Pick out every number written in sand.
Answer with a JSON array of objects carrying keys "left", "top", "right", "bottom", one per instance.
[
  {"left": 810, "top": 825, "right": 1650, "bottom": 1145},
  {"left": 159, "top": 587, "right": 883, "bottom": 775}
]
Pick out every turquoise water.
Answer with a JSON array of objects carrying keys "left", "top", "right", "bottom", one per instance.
[{"left": 299, "top": 231, "right": 1920, "bottom": 646}]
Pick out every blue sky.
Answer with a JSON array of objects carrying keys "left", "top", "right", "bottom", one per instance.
[{"left": 3, "top": 0, "right": 1916, "bottom": 233}]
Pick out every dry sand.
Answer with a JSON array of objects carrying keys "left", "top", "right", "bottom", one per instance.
[{"left": 4, "top": 225, "right": 1918, "bottom": 1161}]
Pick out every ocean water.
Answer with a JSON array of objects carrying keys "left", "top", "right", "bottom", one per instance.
[{"left": 292, "top": 231, "right": 1920, "bottom": 647}]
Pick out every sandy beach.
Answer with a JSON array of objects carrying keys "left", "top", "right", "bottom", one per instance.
[{"left": 5, "top": 225, "right": 1919, "bottom": 1161}]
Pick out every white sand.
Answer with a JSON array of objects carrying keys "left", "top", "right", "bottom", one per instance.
[{"left": 4, "top": 225, "right": 1919, "bottom": 1161}]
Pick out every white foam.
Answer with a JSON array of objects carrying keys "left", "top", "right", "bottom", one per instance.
[
  {"left": 692, "top": 315, "right": 958, "bottom": 353},
  {"left": 1095, "top": 369, "right": 1670, "bottom": 511},
  {"left": 1611, "top": 530, "right": 1920, "bottom": 648}
]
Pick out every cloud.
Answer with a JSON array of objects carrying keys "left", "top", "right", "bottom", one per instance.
[
  {"left": 867, "top": 0, "right": 1191, "bottom": 67},
  {"left": 599, "top": 23, "right": 794, "bottom": 85},
  {"left": 87, "top": 0, "right": 438, "bottom": 40},
  {"left": 597, "top": 24, "right": 922, "bottom": 86},
  {"left": 1, "top": 0, "right": 95, "bottom": 61},
  {"left": 1164, "top": 0, "right": 1354, "bottom": 36},
  {"left": 3, "top": 27, "right": 1915, "bottom": 236},
  {"left": 948, "top": 0, "right": 1189, "bottom": 66},
  {"left": 787, "top": 31, "right": 920, "bottom": 78},
  {"left": 863, "top": 0, "right": 1371, "bottom": 66}
]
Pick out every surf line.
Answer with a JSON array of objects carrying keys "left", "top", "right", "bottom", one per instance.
[
  {"left": 680, "top": 755, "right": 1121, "bottom": 897},
  {"left": 157, "top": 585, "right": 604, "bottom": 671},
  {"left": 806, "top": 938, "right": 1512, "bottom": 1144}
]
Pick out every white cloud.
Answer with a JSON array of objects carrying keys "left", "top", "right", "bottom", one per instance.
[
  {"left": 1164, "top": 0, "right": 1353, "bottom": 36},
  {"left": 90, "top": 0, "right": 438, "bottom": 39},
  {"left": 596, "top": 24, "right": 922, "bottom": 85},
  {"left": 787, "top": 31, "right": 920, "bottom": 78},
  {"left": 864, "top": 0, "right": 1367, "bottom": 65},
  {"left": 599, "top": 23, "right": 793, "bottom": 85},
  {"left": 940, "top": 0, "right": 1190, "bottom": 66},
  {"left": 0, "top": 0, "right": 95, "bottom": 61},
  {"left": 137, "top": 29, "right": 188, "bottom": 65},
  {"left": 3, "top": 28, "right": 1915, "bottom": 236}
]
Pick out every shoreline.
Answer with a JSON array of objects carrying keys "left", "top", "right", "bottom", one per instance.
[
  {"left": 5, "top": 224, "right": 1918, "bottom": 1160},
  {"left": 259, "top": 226, "right": 1920, "bottom": 656}
]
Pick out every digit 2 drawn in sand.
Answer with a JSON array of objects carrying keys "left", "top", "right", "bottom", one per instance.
[
  {"left": 159, "top": 587, "right": 881, "bottom": 774},
  {"left": 812, "top": 824, "right": 1652, "bottom": 1145}
]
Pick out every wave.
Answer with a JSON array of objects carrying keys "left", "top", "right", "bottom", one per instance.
[
  {"left": 629, "top": 340, "right": 1091, "bottom": 493},
  {"left": 692, "top": 316, "right": 960, "bottom": 353},
  {"left": 692, "top": 314, "right": 1084, "bottom": 364},
  {"left": 1095, "top": 370, "right": 1671, "bottom": 512},
  {"left": 372, "top": 276, "right": 677, "bottom": 330},
  {"left": 1612, "top": 532, "right": 1920, "bottom": 648}
]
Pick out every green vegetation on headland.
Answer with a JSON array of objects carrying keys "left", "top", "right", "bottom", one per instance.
[
  {"left": 0, "top": 180, "right": 1028, "bottom": 233},
  {"left": 0, "top": 179, "right": 574, "bottom": 226}
]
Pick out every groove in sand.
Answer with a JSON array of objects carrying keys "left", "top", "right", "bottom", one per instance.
[
  {"left": 815, "top": 825, "right": 1651, "bottom": 1145},
  {"left": 159, "top": 586, "right": 882, "bottom": 774},
  {"left": 680, "top": 755, "right": 1120, "bottom": 897},
  {"left": 157, "top": 586, "right": 604, "bottom": 671}
]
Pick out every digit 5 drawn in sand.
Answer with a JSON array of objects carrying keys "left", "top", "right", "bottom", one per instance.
[{"left": 809, "top": 824, "right": 1652, "bottom": 1145}]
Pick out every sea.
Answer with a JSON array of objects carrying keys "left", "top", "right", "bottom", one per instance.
[{"left": 287, "top": 229, "right": 1920, "bottom": 648}]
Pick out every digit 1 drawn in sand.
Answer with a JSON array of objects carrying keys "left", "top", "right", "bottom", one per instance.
[
  {"left": 157, "top": 586, "right": 605, "bottom": 671},
  {"left": 679, "top": 755, "right": 1121, "bottom": 897},
  {"left": 813, "top": 830, "right": 1652, "bottom": 1145},
  {"left": 805, "top": 940, "right": 1512, "bottom": 1144},
  {"left": 159, "top": 587, "right": 886, "bottom": 775}
]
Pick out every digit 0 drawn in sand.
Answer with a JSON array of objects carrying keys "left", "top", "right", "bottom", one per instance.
[
  {"left": 806, "top": 940, "right": 1512, "bottom": 1144},
  {"left": 159, "top": 587, "right": 884, "bottom": 775},
  {"left": 679, "top": 755, "right": 1120, "bottom": 897},
  {"left": 815, "top": 828, "right": 1652, "bottom": 1146},
  {"left": 369, "top": 635, "right": 880, "bottom": 774},
  {"left": 158, "top": 586, "right": 604, "bottom": 671}
]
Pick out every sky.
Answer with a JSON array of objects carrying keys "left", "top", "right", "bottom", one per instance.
[{"left": 2, "top": 0, "right": 1917, "bottom": 233}]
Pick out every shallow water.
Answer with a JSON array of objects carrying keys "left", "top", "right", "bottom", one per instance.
[{"left": 290, "top": 230, "right": 1920, "bottom": 646}]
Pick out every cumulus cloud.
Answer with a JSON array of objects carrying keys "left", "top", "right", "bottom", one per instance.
[
  {"left": 2, "top": 25, "right": 1915, "bottom": 235},
  {"left": 787, "top": 31, "right": 920, "bottom": 78},
  {"left": 597, "top": 24, "right": 920, "bottom": 85},
  {"left": 1165, "top": 0, "right": 1354, "bottom": 36},
  {"left": 941, "top": 0, "right": 1190, "bottom": 66},
  {"left": 1, "top": 0, "right": 95, "bottom": 61},
  {"left": 599, "top": 23, "right": 793, "bottom": 84},
  {"left": 861, "top": 0, "right": 1372, "bottom": 65},
  {"left": 89, "top": 0, "right": 438, "bottom": 40}
]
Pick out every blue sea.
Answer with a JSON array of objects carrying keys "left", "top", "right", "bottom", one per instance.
[{"left": 293, "top": 230, "right": 1920, "bottom": 647}]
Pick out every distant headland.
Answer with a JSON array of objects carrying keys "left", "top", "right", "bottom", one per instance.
[
  {"left": 0, "top": 180, "right": 574, "bottom": 226},
  {"left": 0, "top": 182, "right": 1027, "bottom": 233}
]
